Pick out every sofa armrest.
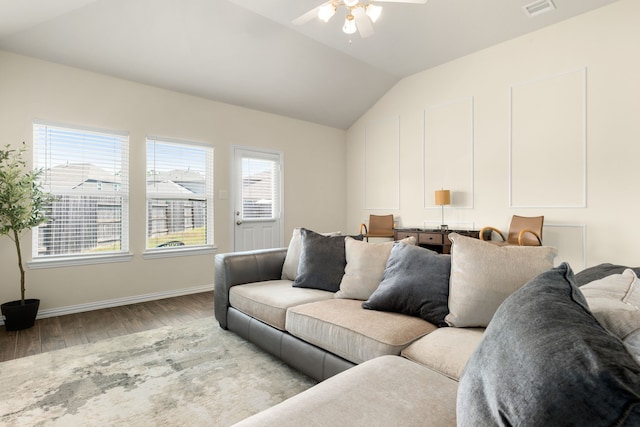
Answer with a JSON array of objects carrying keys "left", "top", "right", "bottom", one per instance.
[{"left": 214, "top": 247, "right": 288, "bottom": 329}]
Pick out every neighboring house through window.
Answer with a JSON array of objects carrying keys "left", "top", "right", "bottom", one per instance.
[
  {"left": 146, "top": 137, "right": 214, "bottom": 251},
  {"left": 241, "top": 156, "right": 278, "bottom": 220},
  {"left": 32, "top": 122, "right": 129, "bottom": 261}
]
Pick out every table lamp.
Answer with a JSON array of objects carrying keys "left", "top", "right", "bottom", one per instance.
[{"left": 435, "top": 189, "right": 451, "bottom": 230}]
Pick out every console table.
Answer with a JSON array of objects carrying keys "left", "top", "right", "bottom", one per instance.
[{"left": 394, "top": 228, "right": 480, "bottom": 254}]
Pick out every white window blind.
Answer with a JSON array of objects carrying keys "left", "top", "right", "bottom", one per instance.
[
  {"left": 241, "top": 156, "right": 278, "bottom": 220},
  {"left": 32, "top": 122, "right": 129, "bottom": 258},
  {"left": 146, "top": 137, "right": 214, "bottom": 249}
]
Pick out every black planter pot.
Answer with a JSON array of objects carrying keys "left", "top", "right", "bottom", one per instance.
[{"left": 1, "top": 299, "right": 40, "bottom": 331}]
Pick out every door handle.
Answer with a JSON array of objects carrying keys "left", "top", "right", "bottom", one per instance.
[{"left": 236, "top": 220, "right": 242, "bottom": 225}]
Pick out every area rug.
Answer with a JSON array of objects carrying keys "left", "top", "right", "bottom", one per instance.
[{"left": 0, "top": 318, "right": 316, "bottom": 426}]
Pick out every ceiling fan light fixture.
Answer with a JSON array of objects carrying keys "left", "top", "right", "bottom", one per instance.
[
  {"left": 365, "top": 4, "right": 382, "bottom": 23},
  {"left": 318, "top": 3, "right": 336, "bottom": 22},
  {"left": 343, "top": 14, "right": 357, "bottom": 34},
  {"left": 294, "top": 0, "right": 426, "bottom": 38}
]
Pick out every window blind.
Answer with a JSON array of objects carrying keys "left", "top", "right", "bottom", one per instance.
[
  {"left": 241, "top": 156, "right": 278, "bottom": 220},
  {"left": 32, "top": 122, "right": 129, "bottom": 258},
  {"left": 146, "top": 137, "right": 214, "bottom": 249}
]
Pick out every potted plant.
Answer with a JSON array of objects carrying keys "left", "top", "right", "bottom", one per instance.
[{"left": 0, "top": 142, "right": 53, "bottom": 331}]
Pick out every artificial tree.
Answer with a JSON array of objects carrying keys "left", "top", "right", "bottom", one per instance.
[{"left": 0, "top": 142, "right": 53, "bottom": 330}]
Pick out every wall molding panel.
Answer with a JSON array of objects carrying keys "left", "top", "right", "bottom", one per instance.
[
  {"left": 509, "top": 68, "right": 587, "bottom": 208},
  {"left": 423, "top": 97, "right": 474, "bottom": 209},
  {"left": 364, "top": 116, "right": 400, "bottom": 209},
  {"left": 543, "top": 223, "right": 587, "bottom": 271}
]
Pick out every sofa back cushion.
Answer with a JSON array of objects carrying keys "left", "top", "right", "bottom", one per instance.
[
  {"left": 457, "top": 263, "right": 640, "bottom": 426},
  {"left": 335, "top": 236, "right": 416, "bottom": 301},
  {"left": 445, "top": 233, "right": 557, "bottom": 327}
]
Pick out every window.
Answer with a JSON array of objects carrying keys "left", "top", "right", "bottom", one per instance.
[
  {"left": 32, "top": 122, "right": 129, "bottom": 261},
  {"left": 146, "top": 137, "right": 214, "bottom": 251},
  {"left": 241, "top": 156, "right": 279, "bottom": 220}
]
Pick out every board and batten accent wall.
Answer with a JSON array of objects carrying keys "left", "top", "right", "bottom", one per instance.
[
  {"left": 346, "top": 0, "right": 640, "bottom": 270},
  {"left": 509, "top": 68, "right": 587, "bottom": 209},
  {"left": 424, "top": 97, "right": 474, "bottom": 210},
  {"left": 363, "top": 116, "right": 400, "bottom": 210}
]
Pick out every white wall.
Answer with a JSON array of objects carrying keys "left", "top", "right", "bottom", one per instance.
[
  {"left": 0, "top": 51, "right": 347, "bottom": 313},
  {"left": 346, "top": 0, "right": 640, "bottom": 270}
]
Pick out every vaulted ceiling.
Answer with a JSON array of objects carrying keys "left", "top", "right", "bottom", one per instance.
[{"left": 0, "top": 0, "right": 619, "bottom": 129}]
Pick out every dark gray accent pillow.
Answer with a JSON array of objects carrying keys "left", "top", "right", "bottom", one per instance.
[
  {"left": 457, "top": 263, "right": 640, "bottom": 427},
  {"left": 575, "top": 263, "right": 640, "bottom": 286},
  {"left": 292, "top": 228, "right": 362, "bottom": 292},
  {"left": 362, "top": 243, "right": 451, "bottom": 327}
]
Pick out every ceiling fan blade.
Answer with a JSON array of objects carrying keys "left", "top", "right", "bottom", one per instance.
[
  {"left": 373, "top": 0, "right": 427, "bottom": 3},
  {"left": 292, "top": 2, "right": 328, "bottom": 26},
  {"left": 352, "top": 7, "right": 374, "bottom": 38}
]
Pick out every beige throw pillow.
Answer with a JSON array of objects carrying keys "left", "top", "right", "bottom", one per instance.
[
  {"left": 281, "top": 228, "right": 341, "bottom": 280},
  {"left": 335, "top": 236, "right": 416, "bottom": 301},
  {"left": 581, "top": 269, "right": 640, "bottom": 364},
  {"left": 581, "top": 268, "right": 640, "bottom": 307},
  {"left": 445, "top": 233, "right": 557, "bottom": 328}
]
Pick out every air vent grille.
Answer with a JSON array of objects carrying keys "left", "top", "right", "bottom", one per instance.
[{"left": 523, "top": 0, "right": 556, "bottom": 17}]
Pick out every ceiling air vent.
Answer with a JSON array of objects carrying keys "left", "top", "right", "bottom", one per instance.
[{"left": 523, "top": 0, "right": 556, "bottom": 17}]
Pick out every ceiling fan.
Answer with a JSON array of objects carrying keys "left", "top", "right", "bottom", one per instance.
[{"left": 293, "top": 0, "right": 428, "bottom": 38}]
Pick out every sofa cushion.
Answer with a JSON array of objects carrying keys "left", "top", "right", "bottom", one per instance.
[
  {"left": 401, "top": 327, "right": 484, "bottom": 381},
  {"left": 457, "top": 263, "right": 640, "bottom": 426},
  {"left": 281, "top": 228, "right": 341, "bottom": 280},
  {"left": 233, "top": 355, "right": 458, "bottom": 427},
  {"left": 445, "top": 233, "right": 557, "bottom": 327},
  {"left": 292, "top": 229, "right": 362, "bottom": 292},
  {"left": 362, "top": 243, "right": 451, "bottom": 326},
  {"left": 229, "top": 281, "right": 334, "bottom": 330},
  {"left": 286, "top": 299, "right": 436, "bottom": 364},
  {"left": 335, "top": 236, "right": 416, "bottom": 301},
  {"left": 581, "top": 269, "right": 640, "bottom": 366}
]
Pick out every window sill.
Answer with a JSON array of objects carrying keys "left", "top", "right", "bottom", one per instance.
[
  {"left": 143, "top": 245, "right": 217, "bottom": 260},
  {"left": 28, "top": 253, "right": 134, "bottom": 269}
]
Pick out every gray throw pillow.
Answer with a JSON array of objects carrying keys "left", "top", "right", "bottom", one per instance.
[
  {"left": 362, "top": 243, "right": 451, "bottom": 327},
  {"left": 281, "top": 228, "right": 342, "bottom": 280},
  {"left": 292, "top": 228, "right": 362, "bottom": 292},
  {"left": 457, "top": 263, "right": 640, "bottom": 427}
]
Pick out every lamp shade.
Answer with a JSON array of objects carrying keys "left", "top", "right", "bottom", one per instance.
[
  {"left": 343, "top": 15, "right": 357, "bottom": 34},
  {"left": 365, "top": 4, "right": 382, "bottom": 22},
  {"left": 318, "top": 3, "right": 336, "bottom": 22},
  {"left": 435, "top": 189, "right": 451, "bottom": 206}
]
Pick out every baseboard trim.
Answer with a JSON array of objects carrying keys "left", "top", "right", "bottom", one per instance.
[{"left": 0, "top": 284, "right": 214, "bottom": 326}]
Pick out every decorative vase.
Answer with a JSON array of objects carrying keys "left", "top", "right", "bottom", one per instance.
[{"left": 1, "top": 299, "right": 40, "bottom": 331}]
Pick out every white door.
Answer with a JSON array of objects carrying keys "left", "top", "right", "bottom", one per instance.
[{"left": 232, "top": 147, "right": 283, "bottom": 251}]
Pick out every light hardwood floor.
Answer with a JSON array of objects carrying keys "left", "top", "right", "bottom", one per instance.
[{"left": 0, "top": 292, "right": 214, "bottom": 363}]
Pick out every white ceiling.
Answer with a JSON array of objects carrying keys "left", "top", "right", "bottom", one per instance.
[{"left": 0, "top": 0, "right": 619, "bottom": 129}]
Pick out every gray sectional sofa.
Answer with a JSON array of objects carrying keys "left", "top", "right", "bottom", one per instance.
[{"left": 215, "top": 228, "right": 640, "bottom": 426}]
